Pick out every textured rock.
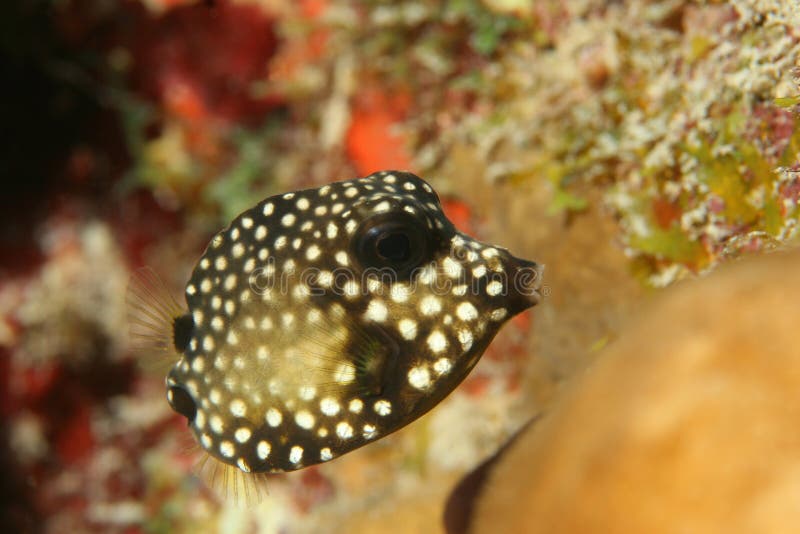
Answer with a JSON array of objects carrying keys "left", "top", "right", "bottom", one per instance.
[{"left": 470, "top": 248, "right": 800, "bottom": 534}]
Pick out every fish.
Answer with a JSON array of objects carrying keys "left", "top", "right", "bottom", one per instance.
[{"left": 128, "top": 170, "right": 542, "bottom": 500}]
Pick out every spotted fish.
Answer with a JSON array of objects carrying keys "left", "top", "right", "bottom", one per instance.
[{"left": 129, "top": 170, "right": 541, "bottom": 498}]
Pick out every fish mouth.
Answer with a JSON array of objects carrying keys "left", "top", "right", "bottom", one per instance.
[{"left": 509, "top": 257, "right": 544, "bottom": 309}]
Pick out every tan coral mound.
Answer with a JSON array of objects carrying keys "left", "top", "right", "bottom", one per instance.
[{"left": 472, "top": 249, "right": 800, "bottom": 534}]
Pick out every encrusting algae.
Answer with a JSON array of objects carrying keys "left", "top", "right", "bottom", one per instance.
[{"left": 128, "top": 170, "right": 542, "bottom": 501}]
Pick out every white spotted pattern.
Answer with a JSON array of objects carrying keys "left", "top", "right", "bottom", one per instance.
[{"left": 167, "top": 170, "right": 538, "bottom": 475}]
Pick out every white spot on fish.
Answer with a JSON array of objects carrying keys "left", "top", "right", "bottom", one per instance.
[
  {"left": 220, "top": 441, "right": 235, "bottom": 458},
  {"left": 307, "top": 244, "right": 321, "bottom": 261},
  {"left": 408, "top": 366, "right": 431, "bottom": 390},
  {"left": 427, "top": 330, "right": 448, "bottom": 353},
  {"left": 320, "top": 397, "right": 340, "bottom": 416},
  {"left": 374, "top": 399, "right": 392, "bottom": 416},
  {"left": 434, "top": 358, "right": 453, "bottom": 375},
  {"left": 289, "top": 445, "right": 303, "bottom": 464},
  {"left": 295, "top": 410, "right": 315, "bottom": 430},
  {"left": 349, "top": 399, "right": 363, "bottom": 413},
  {"left": 398, "top": 318, "right": 417, "bottom": 340},
  {"left": 235, "top": 427, "right": 252, "bottom": 443},
  {"left": 266, "top": 408, "right": 282, "bottom": 427},
  {"left": 364, "top": 300, "right": 388, "bottom": 322},
  {"left": 457, "top": 329, "right": 474, "bottom": 351},
  {"left": 456, "top": 302, "right": 478, "bottom": 321},
  {"left": 420, "top": 295, "right": 442, "bottom": 316},
  {"left": 336, "top": 422, "right": 354, "bottom": 439},
  {"left": 486, "top": 280, "right": 503, "bottom": 296}
]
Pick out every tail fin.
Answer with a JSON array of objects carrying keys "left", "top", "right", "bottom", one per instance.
[
  {"left": 196, "top": 453, "right": 271, "bottom": 507},
  {"left": 126, "top": 266, "right": 187, "bottom": 371}
]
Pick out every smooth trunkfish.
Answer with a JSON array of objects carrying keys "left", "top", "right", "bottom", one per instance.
[{"left": 129, "top": 170, "right": 542, "bottom": 499}]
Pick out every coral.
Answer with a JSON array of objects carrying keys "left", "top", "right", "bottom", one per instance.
[
  {"left": 412, "top": 0, "right": 800, "bottom": 285},
  {"left": 9, "top": 222, "right": 129, "bottom": 364},
  {"left": 468, "top": 247, "right": 800, "bottom": 534},
  {"left": 4, "top": 0, "right": 799, "bottom": 532}
]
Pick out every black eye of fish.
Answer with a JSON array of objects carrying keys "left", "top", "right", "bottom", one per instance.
[
  {"left": 168, "top": 385, "right": 197, "bottom": 423},
  {"left": 376, "top": 232, "right": 411, "bottom": 262},
  {"left": 354, "top": 212, "right": 432, "bottom": 276}
]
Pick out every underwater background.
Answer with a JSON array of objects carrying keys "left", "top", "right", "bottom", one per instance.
[{"left": 1, "top": 1, "right": 798, "bottom": 533}]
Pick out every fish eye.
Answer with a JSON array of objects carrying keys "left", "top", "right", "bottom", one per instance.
[
  {"left": 376, "top": 232, "right": 411, "bottom": 262},
  {"left": 353, "top": 212, "right": 433, "bottom": 276},
  {"left": 167, "top": 385, "right": 197, "bottom": 423}
]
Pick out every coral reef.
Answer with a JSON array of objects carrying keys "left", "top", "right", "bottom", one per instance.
[
  {"left": 414, "top": 0, "right": 800, "bottom": 286},
  {"left": 1, "top": 0, "right": 798, "bottom": 532}
]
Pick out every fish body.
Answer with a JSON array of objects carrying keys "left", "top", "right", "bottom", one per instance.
[{"left": 135, "top": 171, "right": 541, "bottom": 479}]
